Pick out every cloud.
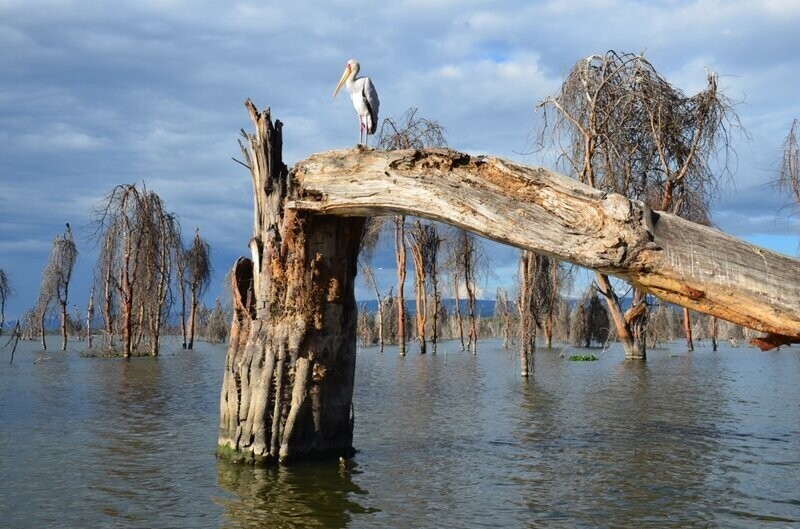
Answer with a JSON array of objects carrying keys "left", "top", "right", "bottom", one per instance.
[{"left": 1, "top": 0, "right": 799, "bottom": 317}]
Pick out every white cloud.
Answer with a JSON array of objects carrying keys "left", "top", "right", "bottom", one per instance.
[{"left": 1, "top": 0, "right": 800, "bottom": 315}]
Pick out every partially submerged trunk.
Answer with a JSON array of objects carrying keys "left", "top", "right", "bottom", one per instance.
[
  {"left": 60, "top": 300, "right": 67, "bottom": 351},
  {"left": 361, "top": 263, "right": 384, "bottom": 352},
  {"left": 683, "top": 307, "right": 694, "bottom": 352},
  {"left": 187, "top": 291, "right": 197, "bottom": 350},
  {"left": 290, "top": 147, "right": 800, "bottom": 350},
  {"left": 453, "top": 272, "right": 465, "bottom": 351},
  {"left": 711, "top": 316, "right": 718, "bottom": 352},
  {"left": 218, "top": 101, "right": 365, "bottom": 465},
  {"left": 394, "top": 216, "right": 407, "bottom": 356},
  {"left": 86, "top": 286, "right": 94, "bottom": 349},
  {"left": 40, "top": 309, "right": 47, "bottom": 351},
  {"left": 519, "top": 252, "right": 535, "bottom": 377}
]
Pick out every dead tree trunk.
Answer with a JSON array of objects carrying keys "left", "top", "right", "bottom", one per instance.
[
  {"left": 40, "top": 309, "right": 47, "bottom": 351},
  {"left": 394, "top": 216, "right": 407, "bottom": 356},
  {"left": 187, "top": 291, "right": 197, "bottom": 350},
  {"left": 86, "top": 286, "right": 94, "bottom": 348},
  {"left": 519, "top": 252, "right": 535, "bottom": 377},
  {"left": 59, "top": 300, "right": 67, "bottom": 351},
  {"left": 291, "top": 148, "right": 800, "bottom": 350},
  {"left": 453, "top": 271, "right": 465, "bottom": 351},
  {"left": 218, "top": 101, "right": 365, "bottom": 465},
  {"left": 361, "top": 263, "right": 384, "bottom": 352},
  {"left": 544, "top": 264, "right": 558, "bottom": 348},
  {"left": 683, "top": 307, "right": 694, "bottom": 351},
  {"left": 711, "top": 316, "right": 718, "bottom": 352}
]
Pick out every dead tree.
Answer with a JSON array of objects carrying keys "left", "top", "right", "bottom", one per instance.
[
  {"left": 184, "top": 228, "right": 211, "bottom": 350},
  {"left": 378, "top": 108, "right": 446, "bottom": 356},
  {"left": 394, "top": 215, "right": 407, "bottom": 356},
  {"left": 495, "top": 288, "right": 512, "bottom": 349},
  {"left": 406, "top": 220, "right": 440, "bottom": 354},
  {"left": 176, "top": 245, "right": 189, "bottom": 348},
  {"left": 218, "top": 101, "right": 366, "bottom": 465},
  {"left": 52, "top": 224, "right": 78, "bottom": 351},
  {"left": 0, "top": 269, "right": 9, "bottom": 339},
  {"left": 141, "top": 195, "right": 180, "bottom": 356},
  {"left": 426, "top": 225, "right": 442, "bottom": 353},
  {"left": 85, "top": 285, "right": 95, "bottom": 348},
  {"left": 93, "top": 184, "right": 179, "bottom": 357},
  {"left": 518, "top": 251, "right": 553, "bottom": 377},
  {"left": 34, "top": 225, "right": 77, "bottom": 351},
  {"left": 358, "top": 217, "right": 388, "bottom": 352},
  {"left": 776, "top": 119, "right": 800, "bottom": 207},
  {"left": 449, "top": 230, "right": 483, "bottom": 354},
  {"left": 537, "top": 50, "right": 738, "bottom": 359}
]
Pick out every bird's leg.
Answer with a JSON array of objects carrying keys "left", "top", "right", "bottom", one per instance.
[{"left": 358, "top": 118, "right": 363, "bottom": 146}]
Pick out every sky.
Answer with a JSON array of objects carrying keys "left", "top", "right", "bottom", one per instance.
[{"left": 1, "top": 0, "right": 800, "bottom": 319}]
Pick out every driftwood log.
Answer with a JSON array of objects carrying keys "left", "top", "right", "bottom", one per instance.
[{"left": 290, "top": 147, "right": 800, "bottom": 348}]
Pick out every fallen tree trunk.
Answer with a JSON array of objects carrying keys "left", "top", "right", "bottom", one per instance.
[{"left": 290, "top": 147, "right": 800, "bottom": 348}]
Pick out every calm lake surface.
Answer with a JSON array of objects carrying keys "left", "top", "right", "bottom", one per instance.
[{"left": 1, "top": 337, "right": 799, "bottom": 528}]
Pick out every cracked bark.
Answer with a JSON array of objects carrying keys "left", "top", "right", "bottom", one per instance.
[
  {"left": 218, "top": 102, "right": 364, "bottom": 465},
  {"left": 290, "top": 147, "right": 800, "bottom": 349}
]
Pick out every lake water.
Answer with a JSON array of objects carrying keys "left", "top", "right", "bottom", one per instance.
[{"left": 1, "top": 337, "right": 799, "bottom": 528}]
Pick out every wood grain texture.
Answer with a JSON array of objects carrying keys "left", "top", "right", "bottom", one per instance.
[{"left": 290, "top": 147, "right": 800, "bottom": 344}]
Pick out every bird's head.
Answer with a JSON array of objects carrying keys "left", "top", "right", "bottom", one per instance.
[{"left": 333, "top": 59, "right": 360, "bottom": 99}]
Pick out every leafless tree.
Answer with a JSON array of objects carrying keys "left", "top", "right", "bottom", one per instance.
[
  {"left": 406, "top": 220, "right": 442, "bottom": 354},
  {"left": 184, "top": 227, "right": 211, "bottom": 350},
  {"left": 35, "top": 224, "right": 78, "bottom": 351},
  {"left": 85, "top": 285, "right": 95, "bottom": 348},
  {"left": 518, "top": 251, "right": 553, "bottom": 376},
  {"left": 203, "top": 298, "right": 229, "bottom": 344},
  {"left": 358, "top": 217, "right": 389, "bottom": 351},
  {"left": 393, "top": 215, "right": 407, "bottom": 355},
  {"left": 0, "top": 269, "right": 9, "bottom": 339},
  {"left": 377, "top": 107, "right": 447, "bottom": 150},
  {"left": 495, "top": 288, "right": 512, "bottom": 349},
  {"left": 377, "top": 108, "right": 447, "bottom": 356},
  {"left": 93, "top": 184, "right": 181, "bottom": 357},
  {"left": 538, "top": 50, "right": 739, "bottom": 359},
  {"left": 776, "top": 119, "right": 800, "bottom": 209}
]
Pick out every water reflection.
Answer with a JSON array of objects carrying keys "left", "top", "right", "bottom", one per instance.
[{"left": 216, "top": 459, "right": 376, "bottom": 529}]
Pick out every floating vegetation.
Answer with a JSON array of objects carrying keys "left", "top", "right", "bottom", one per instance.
[{"left": 568, "top": 354, "right": 598, "bottom": 362}]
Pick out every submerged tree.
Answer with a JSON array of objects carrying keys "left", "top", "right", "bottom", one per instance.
[
  {"left": 406, "top": 220, "right": 441, "bottom": 354},
  {"left": 377, "top": 107, "right": 447, "bottom": 356},
  {"left": 538, "top": 50, "right": 738, "bottom": 359},
  {"left": 34, "top": 224, "right": 78, "bottom": 351},
  {"left": 518, "top": 251, "right": 553, "bottom": 377},
  {"left": 0, "top": 269, "right": 9, "bottom": 338},
  {"left": 184, "top": 228, "right": 211, "bottom": 350},
  {"left": 394, "top": 215, "right": 407, "bottom": 356},
  {"left": 358, "top": 217, "right": 388, "bottom": 352},
  {"left": 93, "top": 184, "right": 180, "bottom": 357}
]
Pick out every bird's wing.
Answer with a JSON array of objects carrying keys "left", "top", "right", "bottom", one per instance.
[{"left": 362, "top": 77, "right": 380, "bottom": 134}]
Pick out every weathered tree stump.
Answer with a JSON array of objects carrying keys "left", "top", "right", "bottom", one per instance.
[{"left": 218, "top": 101, "right": 365, "bottom": 465}]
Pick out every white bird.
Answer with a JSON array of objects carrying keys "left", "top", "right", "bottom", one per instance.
[{"left": 333, "top": 59, "right": 380, "bottom": 146}]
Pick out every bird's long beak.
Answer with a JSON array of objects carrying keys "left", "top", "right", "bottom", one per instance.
[{"left": 333, "top": 65, "right": 351, "bottom": 99}]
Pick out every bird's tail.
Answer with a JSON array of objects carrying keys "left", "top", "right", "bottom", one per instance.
[{"left": 367, "top": 115, "right": 377, "bottom": 135}]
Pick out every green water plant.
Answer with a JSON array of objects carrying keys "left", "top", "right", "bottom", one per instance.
[{"left": 568, "top": 354, "right": 598, "bottom": 361}]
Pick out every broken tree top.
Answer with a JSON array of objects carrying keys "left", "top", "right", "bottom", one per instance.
[{"left": 287, "top": 146, "right": 800, "bottom": 348}]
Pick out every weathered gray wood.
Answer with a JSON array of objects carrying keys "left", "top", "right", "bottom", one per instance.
[
  {"left": 290, "top": 147, "right": 800, "bottom": 346},
  {"left": 218, "top": 102, "right": 364, "bottom": 465}
]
